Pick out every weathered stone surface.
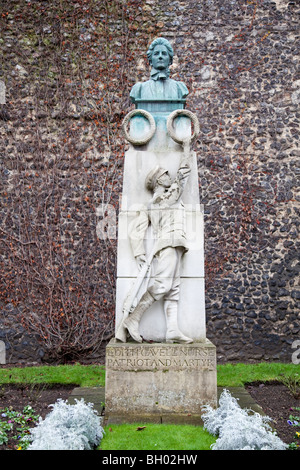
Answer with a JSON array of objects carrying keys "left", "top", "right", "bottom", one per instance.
[
  {"left": 105, "top": 338, "right": 217, "bottom": 423},
  {"left": 115, "top": 277, "right": 206, "bottom": 342}
]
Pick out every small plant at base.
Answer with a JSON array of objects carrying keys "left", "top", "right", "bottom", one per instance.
[
  {"left": 287, "top": 407, "right": 300, "bottom": 450},
  {"left": 201, "top": 389, "right": 288, "bottom": 450},
  {"left": 0, "top": 405, "right": 40, "bottom": 449},
  {"left": 279, "top": 373, "right": 300, "bottom": 399},
  {"left": 0, "top": 421, "right": 11, "bottom": 446},
  {"left": 26, "top": 398, "right": 104, "bottom": 450}
]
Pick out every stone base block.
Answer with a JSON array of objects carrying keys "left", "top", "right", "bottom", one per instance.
[{"left": 104, "top": 338, "right": 217, "bottom": 425}]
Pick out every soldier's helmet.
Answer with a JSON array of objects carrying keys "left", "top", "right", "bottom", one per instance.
[{"left": 145, "top": 166, "right": 168, "bottom": 191}]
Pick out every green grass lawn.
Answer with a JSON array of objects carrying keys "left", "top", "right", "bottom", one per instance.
[
  {"left": 0, "top": 361, "right": 298, "bottom": 387},
  {"left": 0, "top": 361, "right": 299, "bottom": 450},
  {"left": 0, "top": 363, "right": 106, "bottom": 387},
  {"left": 100, "top": 423, "right": 216, "bottom": 450},
  {"left": 216, "top": 362, "right": 299, "bottom": 387}
]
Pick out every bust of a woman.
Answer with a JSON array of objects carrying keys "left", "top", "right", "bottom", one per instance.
[{"left": 130, "top": 37, "right": 189, "bottom": 103}]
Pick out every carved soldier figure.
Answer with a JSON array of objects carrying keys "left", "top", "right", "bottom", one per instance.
[{"left": 117, "top": 150, "right": 193, "bottom": 344}]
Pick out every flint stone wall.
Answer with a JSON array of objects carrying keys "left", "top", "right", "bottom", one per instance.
[{"left": 0, "top": 0, "right": 299, "bottom": 363}]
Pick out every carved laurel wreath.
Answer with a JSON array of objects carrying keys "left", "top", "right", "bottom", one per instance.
[
  {"left": 122, "top": 109, "right": 156, "bottom": 146},
  {"left": 166, "top": 109, "right": 200, "bottom": 145},
  {"left": 122, "top": 108, "right": 200, "bottom": 146}
]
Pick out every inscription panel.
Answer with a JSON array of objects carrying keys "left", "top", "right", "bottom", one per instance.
[{"left": 106, "top": 341, "right": 216, "bottom": 371}]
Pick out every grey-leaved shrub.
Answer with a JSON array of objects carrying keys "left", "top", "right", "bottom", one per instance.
[
  {"left": 26, "top": 398, "right": 104, "bottom": 450},
  {"left": 202, "top": 389, "right": 288, "bottom": 451}
]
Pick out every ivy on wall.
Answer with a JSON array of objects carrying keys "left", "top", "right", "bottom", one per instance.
[{"left": 0, "top": 0, "right": 299, "bottom": 361}]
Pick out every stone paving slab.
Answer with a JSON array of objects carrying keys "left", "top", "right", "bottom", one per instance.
[
  {"left": 67, "top": 385, "right": 265, "bottom": 422},
  {"left": 67, "top": 387, "right": 105, "bottom": 415},
  {"left": 218, "top": 386, "right": 266, "bottom": 416}
]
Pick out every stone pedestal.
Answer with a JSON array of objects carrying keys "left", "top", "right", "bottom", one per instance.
[{"left": 105, "top": 338, "right": 217, "bottom": 424}]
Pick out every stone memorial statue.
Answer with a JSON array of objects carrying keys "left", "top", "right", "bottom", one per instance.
[
  {"left": 115, "top": 37, "right": 204, "bottom": 345},
  {"left": 105, "top": 37, "right": 217, "bottom": 424},
  {"left": 115, "top": 37, "right": 200, "bottom": 344}
]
